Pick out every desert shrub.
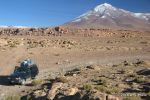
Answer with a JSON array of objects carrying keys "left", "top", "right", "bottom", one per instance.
[
  {"left": 147, "top": 91, "right": 150, "bottom": 96},
  {"left": 95, "top": 86, "right": 120, "bottom": 94},
  {"left": 7, "top": 40, "right": 20, "bottom": 48},
  {"left": 107, "top": 87, "right": 121, "bottom": 94},
  {"left": 95, "top": 85, "right": 107, "bottom": 92},
  {"left": 54, "top": 53, "right": 60, "bottom": 56},
  {"left": 140, "top": 41, "right": 148, "bottom": 44},
  {"left": 55, "top": 76, "right": 68, "bottom": 83},
  {"left": 9, "top": 44, "right": 16, "bottom": 47},
  {"left": 29, "top": 52, "right": 33, "bottom": 55},
  {"left": 5, "top": 95, "right": 20, "bottom": 100},
  {"left": 112, "top": 64, "right": 118, "bottom": 67},
  {"left": 83, "top": 84, "right": 92, "bottom": 91},
  {"left": 31, "top": 79, "right": 42, "bottom": 86},
  {"left": 13, "top": 40, "right": 20, "bottom": 45},
  {"left": 134, "top": 77, "right": 146, "bottom": 83},
  {"left": 28, "top": 43, "right": 38, "bottom": 48},
  {"left": 123, "top": 96, "right": 141, "bottom": 100}
]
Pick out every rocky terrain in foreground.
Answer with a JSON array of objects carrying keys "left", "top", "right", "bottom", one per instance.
[
  {"left": 0, "top": 26, "right": 149, "bottom": 100},
  {"left": 2, "top": 60, "right": 149, "bottom": 100}
]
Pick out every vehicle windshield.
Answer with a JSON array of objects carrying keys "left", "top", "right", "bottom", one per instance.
[{"left": 14, "top": 67, "right": 30, "bottom": 73}]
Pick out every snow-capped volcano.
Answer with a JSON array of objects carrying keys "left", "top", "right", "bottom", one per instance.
[
  {"left": 94, "top": 3, "right": 117, "bottom": 12},
  {"left": 65, "top": 3, "right": 150, "bottom": 30}
]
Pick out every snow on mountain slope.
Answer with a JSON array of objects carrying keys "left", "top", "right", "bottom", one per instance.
[
  {"left": 0, "top": 26, "right": 30, "bottom": 28},
  {"left": 133, "top": 13, "right": 150, "bottom": 20},
  {"left": 65, "top": 3, "right": 150, "bottom": 30},
  {"left": 73, "top": 3, "right": 150, "bottom": 22}
]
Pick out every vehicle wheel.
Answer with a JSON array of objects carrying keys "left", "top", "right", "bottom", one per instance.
[
  {"left": 9, "top": 81, "right": 13, "bottom": 85},
  {"left": 20, "top": 79, "right": 26, "bottom": 85},
  {"left": 30, "top": 64, "right": 39, "bottom": 78}
]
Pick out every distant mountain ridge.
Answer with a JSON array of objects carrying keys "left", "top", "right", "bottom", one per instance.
[{"left": 65, "top": 3, "right": 150, "bottom": 30}]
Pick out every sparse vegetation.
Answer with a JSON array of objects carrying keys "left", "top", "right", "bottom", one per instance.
[
  {"left": 31, "top": 79, "right": 43, "bottom": 86},
  {"left": 0, "top": 26, "right": 149, "bottom": 100},
  {"left": 95, "top": 85, "right": 107, "bottom": 92},
  {"left": 55, "top": 76, "right": 68, "bottom": 83},
  {"left": 123, "top": 96, "right": 141, "bottom": 100},
  {"left": 95, "top": 86, "right": 120, "bottom": 94},
  {"left": 140, "top": 41, "right": 148, "bottom": 44},
  {"left": 83, "top": 84, "right": 92, "bottom": 91},
  {"left": 7, "top": 39, "right": 20, "bottom": 48},
  {"left": 134, "top": 76, "right": 146, "bottom": 83},
  {"left": 107, "top": 87, "right": 121, "bottom": 94},
  {"left": 5, "top": 95, "right": 20, "bottom": 100}
]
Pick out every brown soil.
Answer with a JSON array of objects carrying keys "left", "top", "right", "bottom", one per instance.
[{"left": 0, "top": 28, "right": 149, "bottom": 100}]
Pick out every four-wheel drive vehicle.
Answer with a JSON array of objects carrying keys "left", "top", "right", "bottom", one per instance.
[{"left": 8, "top": 59, "right": 39, "bottom": 85}]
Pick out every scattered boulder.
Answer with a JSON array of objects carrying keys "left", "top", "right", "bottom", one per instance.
[
  {"left": 107, "top": 95, "right": 121, "bottom": 100},
  {"left": 47, "top": 82, "right": 63, "bottom": 100},
  {"left": 123, "top": 61, "right": 130, "bottom": 66},
  {"left": 65, "top": 68, "right": 81, "bottom": 76},
  {"left": 33, "top": 89, "right": 47, "bottom": 98},
  {"left": 125, "top": 78, "right": 134, "bottom": 82},
  {"left": 65, "top": 87, "right": 79, "bottom": 96}
]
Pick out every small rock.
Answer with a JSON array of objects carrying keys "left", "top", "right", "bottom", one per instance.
[
  {"left": 131, "top": 83, "right": 139, "bottom": 89},
  {"left": 125, "top": 78, "right": 134, "bottom": 82},
  {"left": 48, "top": 82, "right": 63, "bottom": 100},
  {"left": 107, "top": 95, "right": 121, "bottom": 100},
  {"left": 123, "top": 61, "right": 129, "bottom": 66},
  {"left": 33, "top": 90, "right": 46, "bottom": 97},
  {"left": 66, "top": 87, "right": 78, "bottom": 96},
  {"left": 56, "top": 62, "right": 61, "bottom": 65},
  {"left": 73, "top": 74, "right": 77, "bottom": 77}
]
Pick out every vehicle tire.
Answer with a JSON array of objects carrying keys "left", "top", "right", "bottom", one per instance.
[
  {"left": 30, "top": 64, "right": 39, "bottom": 78},
  {"left": 9, "top": 81, "right": 13, "bottom": 85}
]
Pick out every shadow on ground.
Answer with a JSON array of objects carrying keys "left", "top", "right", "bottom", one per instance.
[
  {"left": 21, "top": 79, "right": 53, "bottom": 100},
  {"left": 0, "top": 75, "right": 11, "bottom": 86}
]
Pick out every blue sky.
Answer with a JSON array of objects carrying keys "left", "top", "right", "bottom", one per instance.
[{"left": 0, "top": 0, "right": 150, "bottom": 27}]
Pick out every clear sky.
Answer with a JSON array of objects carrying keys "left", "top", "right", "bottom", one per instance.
[{"left": 0, "top": 0, "right": 150, "bottom": 27}]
